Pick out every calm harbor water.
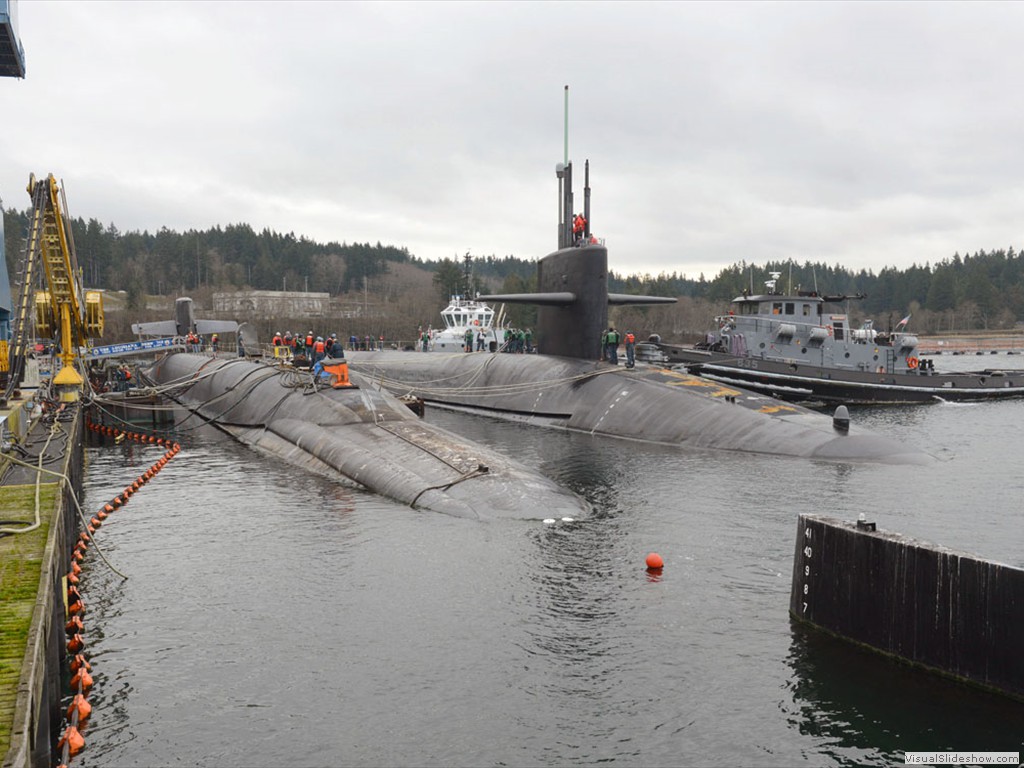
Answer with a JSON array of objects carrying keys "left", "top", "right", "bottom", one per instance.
[{"left": 75, "top": 355, "right": 1024, "bottom": 767}]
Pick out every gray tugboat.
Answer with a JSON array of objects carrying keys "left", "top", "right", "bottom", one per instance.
[{"left": 645, "top": 273, "right": 1024, "bottom": 405}]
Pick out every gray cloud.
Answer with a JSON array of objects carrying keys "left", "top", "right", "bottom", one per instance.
[{"left": 3, "top": 0, "right": 1023, "bottom": 280}]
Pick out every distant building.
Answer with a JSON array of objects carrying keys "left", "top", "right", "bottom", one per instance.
[{"left": 213, "top": 290, "right": 331, "bottom": 318}]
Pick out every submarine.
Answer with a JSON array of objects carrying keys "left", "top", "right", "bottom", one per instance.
[
  {"left": 140, "top": 353, "right": 589, "bottom": 520},
  {"left": 347, "top": 158, "right": 933, "bottom": 465}
]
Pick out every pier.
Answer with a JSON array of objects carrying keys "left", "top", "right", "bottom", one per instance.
[{"left": 0, "top": 392, "right": 84, "bottom": 767}]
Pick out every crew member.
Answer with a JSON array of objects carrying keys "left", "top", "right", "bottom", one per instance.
[
  {"left": 605, "top": 327, "right": 620, "bottom": 365},
  {"left": 573, "top": 213, "right": 587, "bottom": 245},
  {"left": 624, "top": 331, "right": 636, "bottom": 368},
  {"left": 272, "top": 331, "right": 283, "bottom": 346}
]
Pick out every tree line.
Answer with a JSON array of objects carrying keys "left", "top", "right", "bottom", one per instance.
[{"left": 4, "top": 205, "right": 1023, "bottom": 337}]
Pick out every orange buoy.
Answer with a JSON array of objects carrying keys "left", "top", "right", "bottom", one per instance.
[
  {"left": 67, "top": 634, "right": 85, "bottom": 653},
  {"left": 65, "top": 615, "right": 84, "bottom": 634},
  {"left": 90, "top": 516, "right": 102, "bottom": 528},
  {"left": 645, "top": 552, "right": 664, "bottom": 570},
  {"left": 68, "top": 601, "right": 84, "bottom": 617},
  {"left": 67, "top": 572, "right": 79, "bottom": 586},
  {"left": 71, "top": 561, "right": 82, "bottom": 575},
  {"left": 70, "top": 666, "right": 93, "bottom": 691},
  {"left": 67, "top": 693, "right": 92, "bottom": 722},
  {"left": 72, "top": 551, "right": 84, "bottom": 563},
  {"left": 57, "top": 725, "right": 85, "bottom": 756},
  {"left": 79, "top": 532, "right": 90, "bottom": 542},
  {"left": 70, "top": 654, "right": 91, "bottom": 673},
  {"left": 96, "top": 510, "right": 108, "bottom": 520}
]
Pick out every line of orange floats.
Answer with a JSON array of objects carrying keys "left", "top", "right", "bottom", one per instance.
[{"left": 55, "top": 420, "right": 182, "bottom": 766}]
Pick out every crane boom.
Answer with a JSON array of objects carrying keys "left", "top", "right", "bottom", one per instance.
[{"left": 5, "top": 174, "right": 103, "bottom": 398}]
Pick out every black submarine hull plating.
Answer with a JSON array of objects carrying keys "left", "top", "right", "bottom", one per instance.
[
  {"left": 143, "top": 353, "right": 589, "bottom": 520},
  {"left": 348, "top": 351, "right": 933, "bottom": 464}
]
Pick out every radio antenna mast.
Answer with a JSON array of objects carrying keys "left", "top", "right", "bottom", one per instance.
[{"left": 564, "top": 85, "right": 569, "bottom": 167}]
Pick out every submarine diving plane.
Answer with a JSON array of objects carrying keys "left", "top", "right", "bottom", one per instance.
[{"left": 347, "top": 158, "right": 932, "bottom": 465}]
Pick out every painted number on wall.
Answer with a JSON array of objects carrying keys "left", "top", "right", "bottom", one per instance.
[{"left": 802, "top": 526, "right": 812, "bottom": 614}]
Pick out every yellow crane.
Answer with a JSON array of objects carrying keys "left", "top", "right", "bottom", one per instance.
[{"left": 6, "top": 174, "right": 103, "bottom": 401}]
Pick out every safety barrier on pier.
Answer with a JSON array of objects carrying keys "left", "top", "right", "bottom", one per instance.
[{"left": 790, "top": 514, "right": 1024, "bottom": 701}]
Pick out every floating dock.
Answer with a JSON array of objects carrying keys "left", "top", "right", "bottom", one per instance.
[{"left": 790, "top": 514, "right": 1024, "bottom": 701}]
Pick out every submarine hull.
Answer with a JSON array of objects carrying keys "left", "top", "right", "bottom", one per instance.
[
  {"left": 142, "top": 353, "right": 589, "bottom": 520},
  {"left": 348, "top": 351, "right": 933, "bottom": 464}
]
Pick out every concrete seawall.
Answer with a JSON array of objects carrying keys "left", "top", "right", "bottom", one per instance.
[
  {"left": 790, "top": 514, "right": 1024, "bottom": 701},
  {"left": 1, "top": 406, "right": 84, "bottom": 768}
]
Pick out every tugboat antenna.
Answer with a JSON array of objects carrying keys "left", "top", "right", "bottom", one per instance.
[{"left": 463, "top": 251, "right": 473, "bottom": 297}]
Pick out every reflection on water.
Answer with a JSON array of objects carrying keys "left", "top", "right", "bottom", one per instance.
[
  {"left": 786, "top": 622, "right": 1024, "bottom": 765},
  {"left": 72, "top": 399, "right": 1024, "bottom": 767}
]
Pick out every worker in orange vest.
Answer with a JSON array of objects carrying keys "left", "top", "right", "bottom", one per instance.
[
  {"left": 313, "top": 336, "right": 326, "bottom": 364},
  {"left": 572, "top": 213, "right": 587, "bottom": 245},
  {"left": 272, "top": 331, "right": 283, "bottom": 346}
]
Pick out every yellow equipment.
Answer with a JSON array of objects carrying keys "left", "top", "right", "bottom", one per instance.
[{"left": 6, "top": 174, "right": 104, "bottom": 400}]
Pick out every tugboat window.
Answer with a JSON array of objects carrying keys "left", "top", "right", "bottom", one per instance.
[
  {"left": 786, "top": 303, "right": 795, "bottom": 314},
  {"left": 772, "top": 302, "right": 783, "bottom": 315},
  {"left": 802, "top": 348, "right": 807, "bottom": 354}
]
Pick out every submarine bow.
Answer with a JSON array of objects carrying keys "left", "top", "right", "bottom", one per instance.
[{"left": 142, "top": 353, "right": 589, "bottom": 520}]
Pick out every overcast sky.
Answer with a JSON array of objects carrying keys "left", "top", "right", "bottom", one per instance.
[{"left": 3, "top": 1, "right": 1023, "bottom": 280}]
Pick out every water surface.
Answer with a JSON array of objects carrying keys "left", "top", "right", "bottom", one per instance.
[{"left": 76, "top": 364, "right": 1024, "bottom": 766}]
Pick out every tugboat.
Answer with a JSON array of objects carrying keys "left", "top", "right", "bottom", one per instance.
[
  {"left": 644, "top": 272, "right": 1024, "bottom": 405},
  {"left": 427, "top": 254, "right": 507, "bottom": 353}
]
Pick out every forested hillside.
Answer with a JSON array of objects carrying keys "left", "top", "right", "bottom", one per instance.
[{"left": 3, "top": 206, "right": 1022, "bottom": 341}]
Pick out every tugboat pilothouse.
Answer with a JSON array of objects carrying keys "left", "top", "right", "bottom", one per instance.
[
  {"left": 430, "top": 295, "right": 504, "bottom": 353},
  {"left": 426, "top": 253, "right": 506, "bottom": 353}
]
